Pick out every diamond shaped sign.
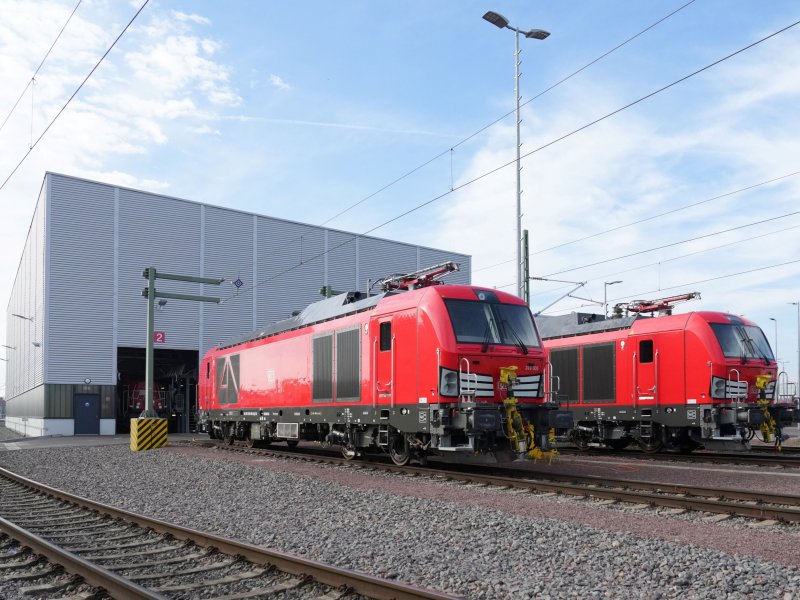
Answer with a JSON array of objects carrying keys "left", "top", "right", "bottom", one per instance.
[{"left": 233, "top": 278, "right": 244, "bottom": 289}]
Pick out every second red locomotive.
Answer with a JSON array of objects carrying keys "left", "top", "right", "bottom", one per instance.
[
  {"left": 198, "top": 263, "right": 572, "bottom": 464},
  {"left": 537, "top": 298, "right": 788, "bottom": 452}
]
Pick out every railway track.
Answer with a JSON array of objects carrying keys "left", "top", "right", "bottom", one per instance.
[
  {"left": 0, "top": 466, "right": 461, "bottom": 600},
  {"left": 199, "top": 440, "right": 800, "bottom": 523},
  {"left": 554, "top": 445, "right": 800, "bottom": 468}
]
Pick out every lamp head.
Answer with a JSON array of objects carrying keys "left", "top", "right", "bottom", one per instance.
[
  {"left": 524, "top": 29, "right": 550, "bottom": 40},
  {"left": 482, "top": 11, "right": 509, "bottom": 29}
]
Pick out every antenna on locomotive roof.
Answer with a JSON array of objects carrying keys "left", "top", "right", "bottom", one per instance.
[{"left": 377, "top": 261, "right": 460, "bottom": 292}]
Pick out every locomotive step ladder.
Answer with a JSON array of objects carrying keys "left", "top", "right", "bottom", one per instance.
[{"left": 639, "top": 420, "right": 654, "bottom": 440}]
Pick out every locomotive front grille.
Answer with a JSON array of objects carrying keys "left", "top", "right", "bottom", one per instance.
[
  {"left": 459, "top": 372, "right": 494, "bottom": 397},
  {"left": 512, "top": 374, "right": 542, "bottom": 398}
]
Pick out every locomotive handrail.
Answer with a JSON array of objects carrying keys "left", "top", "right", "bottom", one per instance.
[
  {"left": 547, "top": 359, "right": 561, "bottom": 404},
  {"left": 654, "top": 349, "right": 659, "bottom": 405},
  {"left": 632, "top": 352, "right": 637, "bottom": 406},
  {"left": 459, "top": 357, "right": 477, "bottom": 399},
  {"left": 728, "top": 368, "right": 746, "bottom": 399},
  {"left": 391, "top": 334, "right": 396, "bottom": 408},
  {"left": 372, "top": 338, "right": 378, "bottom": 409}
]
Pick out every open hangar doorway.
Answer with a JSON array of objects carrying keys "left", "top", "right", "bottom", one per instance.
[{"left": 116, "top": 347, "right": 199, "bottom": 433}]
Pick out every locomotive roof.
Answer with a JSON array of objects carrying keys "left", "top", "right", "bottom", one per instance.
[
  {"left": 219, "top": 290, "right": 398, "bottom": 349},
  {"left": 535, "top": 312, "right": 639, "bottom": 340}
]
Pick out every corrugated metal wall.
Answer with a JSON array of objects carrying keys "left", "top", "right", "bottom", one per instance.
[
  {"left": 5, "top": 184, "right": 46, "bottom": 400},
  {"left": 46, "top": 176, "right": 115, "bottom": 384},
  {"left": 6, "top": 173, "right": 471, "bottom": 403},
  {"left": 118, "top": 188, "right": 202, "bottom": 350}
]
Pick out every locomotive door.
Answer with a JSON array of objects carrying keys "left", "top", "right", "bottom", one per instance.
[
  {"left": 635, "top": 338, "right": 657, "bottom": 406},
  {"left": 373, "top": 317, "right": 394, "bottom": 405}
]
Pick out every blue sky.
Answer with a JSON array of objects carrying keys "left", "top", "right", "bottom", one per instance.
[{"left": 1, "top": 0, "right": 799, "bottom": 396}]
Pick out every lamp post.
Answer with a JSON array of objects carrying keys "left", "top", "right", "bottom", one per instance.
[
  {"left": 483, "top": 11, "right": 550, "bottom": 299},
  {"left": 792, "top": 302, "right": 800, "bottom": 399},
  {"left": 11, "top": 313, "right": 33, "bottom": 321},
  {"left": 769, "top": 317, "right": 778, "bottom": 362},
  {"left": 604, "top": 280, "right": 622, "bottom": 318}
]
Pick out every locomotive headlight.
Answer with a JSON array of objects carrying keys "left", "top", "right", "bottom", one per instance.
[
  {"left": 439, "top": 368, "right": 459, "bottom": 397},
  {"left": 710, "top": 376, "right": 727, "bottom": 399}
]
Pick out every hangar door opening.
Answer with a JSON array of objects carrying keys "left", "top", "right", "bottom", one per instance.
[{"left": 116, "top": 347, "right": 199, "bottom": 434}]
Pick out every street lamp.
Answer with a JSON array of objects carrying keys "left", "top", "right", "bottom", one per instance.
[
  {"left": 792, "top": 302, "right": 800, "bottom": 399},
  {"left": 769, "top": 317, "right": 778, "bottom": 362},
  {"left": 483, "top": 10, "right": 550, "bottom": 299},
  {"left": 604, "top": 280, "right": 622, "bottom": 318},
  {"left": 11, "top": 313, "right": 33, "bottom": 321},
  {"left": 1, "top": 345, "right": 14, "bottom": 350}
]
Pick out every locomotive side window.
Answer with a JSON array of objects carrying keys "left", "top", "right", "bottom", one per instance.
[
  {"left": 380, "top": 322, "right": 392, "bottom": 351},
  {"left": 206, "top": 361, "right": 210, "bottom": 379},
  {"left": 639, "top": 340, "right": 654, "bottom": 364}
]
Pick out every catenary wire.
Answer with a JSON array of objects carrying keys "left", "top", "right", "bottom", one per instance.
[
  {"left": 220, "top": 18, "right": 800, "bottom": 304},
  {"left": 0, "top": 0, "right": 82, "bottom": 137},
  {"left": 541, "top": 210, "right": 800, "bottom": 277},
  {"left": 541, "top": 257, "right": 800, "bottom": 315},
  {"left": 316, "top": 0, "right": 697, "bottom": 227},
  {"left": 524, "top": 221, "right": 800, "bottom": 297},
  {"left": 473, "top": 169, "right": 800, "bottom": 274},
  {"left": 0, "top": 0, "right": 150, "bottom": 194}
]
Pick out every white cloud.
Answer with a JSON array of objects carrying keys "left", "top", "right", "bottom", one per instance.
[{"left": 270, "top": 74, "right": 291, "bottom": 91}]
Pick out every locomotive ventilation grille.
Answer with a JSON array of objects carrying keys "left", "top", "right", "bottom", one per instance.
[
  {"left": 512, "top": 374, "right": 542, "bottom": 398},
  {"left": 459, "top": 372, "right": 494, "bottom": 397}
]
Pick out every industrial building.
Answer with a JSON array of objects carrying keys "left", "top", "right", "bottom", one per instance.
[{"left": 4, "top": 173, "right": 470, "bottom": 437}]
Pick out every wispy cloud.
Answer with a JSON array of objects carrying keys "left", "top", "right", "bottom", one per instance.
[
  {"left": 224, "top": 115, "right": 460, "bottom": 139},
  {"left": 270, "top": 74, "right": 291, "bottom": 91}
]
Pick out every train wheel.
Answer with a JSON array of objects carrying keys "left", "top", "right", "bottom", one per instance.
[
  {"left": 637, "top": 426, "right": 663, "bottom": 453},
  {"left": 286, "top": 440, "right": 299, "bottom": 448},
  {"left": 341, "top": 446, "right": 358, "bottom": 460},
  {"left": 572, "top": 431, "right": 592, "bottom": 451},
  {"left": 389, "top": 436, "right": 411, "bottom": 466},
  {"left": 223, "top": 426, "right": 234, "bottom": 446},
  {"left": 607, "top": 438, "right": 631, "bottom": 451}
]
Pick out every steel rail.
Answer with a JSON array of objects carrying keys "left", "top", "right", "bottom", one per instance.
[
  {"left": 556, "top": 446, "right": 800, "bottom": 468},
  {"left": 202, "top": 441, "right": 800, "bottom": 522},
  {"left": 0, "top": 466, "right": 462, "bottom": 600},
  {"left": 0, "top": 516, "right": 164, "bottom": 599}
]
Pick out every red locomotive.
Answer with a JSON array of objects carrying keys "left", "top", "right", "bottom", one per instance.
[
  {"left": 198, "top": 263, "right": 572, "bottom": 464},
  {"left": 538, "top": 294, "right": 789, "bottom": 453}
]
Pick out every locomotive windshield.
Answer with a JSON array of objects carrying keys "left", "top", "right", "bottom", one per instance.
[
  {"left": 709, "top": 323, "right": 774, "bottom": 361},
  {"left": 444, "top": 299, "right": 541, "bottom": 349}
]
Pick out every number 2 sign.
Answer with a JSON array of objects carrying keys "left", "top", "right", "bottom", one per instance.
[{"left": 153, "top": 331, "right": 166, "bottom": 344}]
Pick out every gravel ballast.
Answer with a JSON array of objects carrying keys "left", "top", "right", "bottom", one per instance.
[{"left": 1, "top": 442, "right": 800, "bottom": 599}]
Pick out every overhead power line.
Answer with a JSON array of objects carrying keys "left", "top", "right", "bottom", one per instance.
[
  {"left": 0, "top": 0, "right": 150, "bottom": 194},
  {"left": 221, "top": 16, "right": 800, "bottom": 304},
  {"left": 316, "top": 0, "right": 697, "bottom": 227},
  {"left": 473, "top": 169, "right": 800, "bottom": 274},
  {"left": 543, "top": 210, "right": 800, "bottom": 277},
  {"left": 0, "top": 0, "right": 82, "bottom": 137},
  {"left": 531, "top": 221, "right": 800, "bottom": 296},
  {"left": 542, "top": 257, "right": 800, "bottom": 315}
]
